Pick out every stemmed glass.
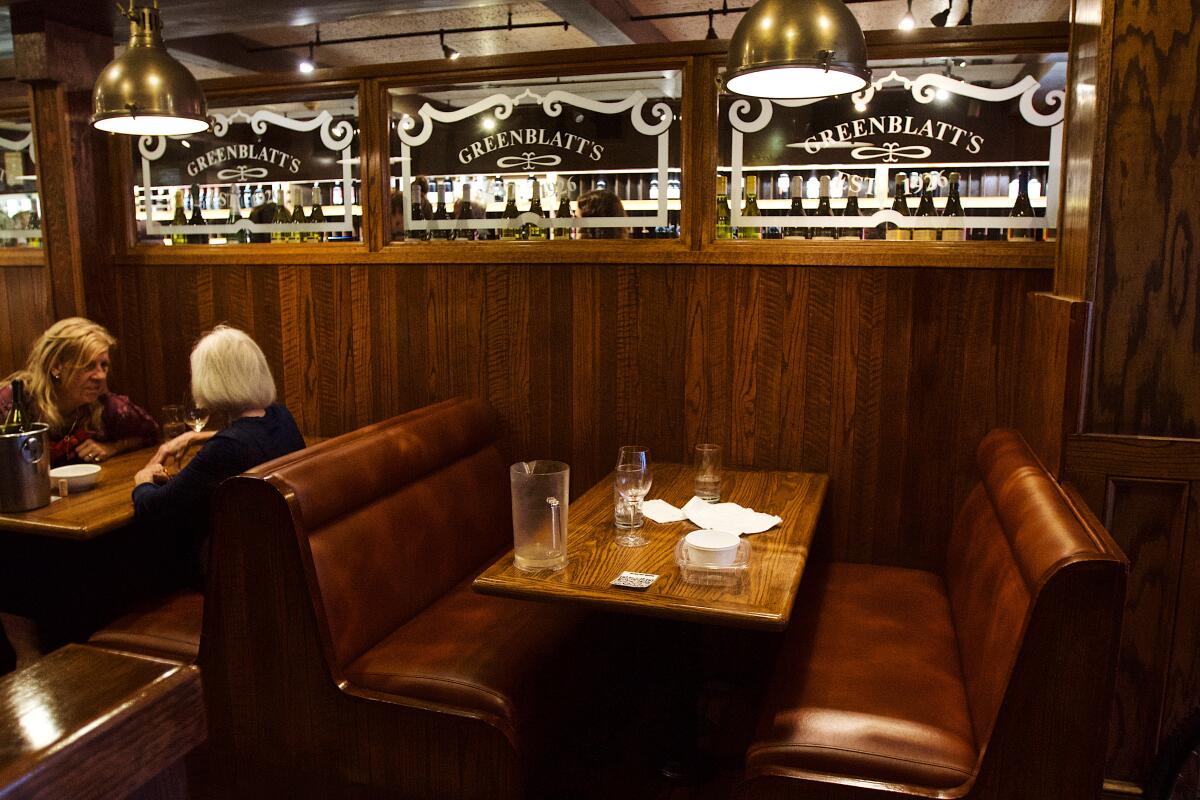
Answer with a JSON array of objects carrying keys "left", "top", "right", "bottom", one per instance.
[
  {"left": 184, "top": 406, "right": 210, "bottom": 433},
  {"left": 613, "top": 445, "right": 652, "bottom": 547}
]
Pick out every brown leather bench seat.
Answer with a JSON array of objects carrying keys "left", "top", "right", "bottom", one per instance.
[
  {"left": 90, "top": 589, "right": 202, "bottom": 663},
  {"left": 739, "top": 429, "right": 1128, "bottom": 800},
  {"left": 200, "top": 397, "right": 590, "bottom": 799}
]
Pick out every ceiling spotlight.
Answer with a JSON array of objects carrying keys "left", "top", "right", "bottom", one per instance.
[
  {"left": 930, "top": 0, "right": 951, "bottom": 26},
  {"left": 440, "top": 30, "right": 460, "bottom": 60},
  {"left": 899, "top": 0, "right": 916, "bottom": 30},
  {"left": 298, "top": 26, "right": 320, "bottom": 74},
  {"left": 706, "top": 9, "right": 718, "bottom": 40}
]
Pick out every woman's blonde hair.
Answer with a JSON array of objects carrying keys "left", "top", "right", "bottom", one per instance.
[
  {"left": 4, "top": 317, "right": 116, "bottom": 434},
  {"left": 190, "top": 325, "right": 276, "bottom": 412}
]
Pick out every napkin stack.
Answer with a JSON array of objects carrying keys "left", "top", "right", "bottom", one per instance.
[{"left": 640, "top": 496, "right": 782, "bottom": 535}]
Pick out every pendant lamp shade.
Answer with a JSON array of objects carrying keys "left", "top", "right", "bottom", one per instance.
[
  {"left": 725, "top": 0, "right": 870, "bottom": 99},
  {"left": 91, "top": 2, "right": 209, "bottom": 136}
]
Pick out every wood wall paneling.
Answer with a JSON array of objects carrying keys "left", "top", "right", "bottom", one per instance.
[
  {"left": 0, "top": 267, "right": 51, "bottom": 378},
  {"left": 1068, "top": 434, "right": 1200, "bottom": 785},
  {"left": 110, "top": 261, "right": 1048, "bottom": 573},
  {"left": 1090, "top": 0, "right": 1200, "bottom": 438}
]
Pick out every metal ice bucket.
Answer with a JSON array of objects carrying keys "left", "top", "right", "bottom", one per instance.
[{"left": 0, "top": 422, "right": 51, "bottom": 512}]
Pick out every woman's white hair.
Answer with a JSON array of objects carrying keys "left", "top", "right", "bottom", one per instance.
[{"left": 190, "top": 325, "right": 276, "bottom": 412}]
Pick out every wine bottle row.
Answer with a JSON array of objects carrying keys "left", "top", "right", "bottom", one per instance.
[
  {"left": 163, "top": 182, "right": 349, "bottom": 245},
  {"left": 715, "top": 170, "right": 1051, "bottom": 241}
]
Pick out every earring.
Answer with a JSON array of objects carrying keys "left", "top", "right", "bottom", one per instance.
[{"left": 51, "top": 371, "right": 61, "bottom": 382}]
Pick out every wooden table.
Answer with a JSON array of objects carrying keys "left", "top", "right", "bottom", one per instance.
[
  {"left": 0, "top": 644, "right": 205, "bottom": 799},
  {"left": 0, "top": 447, "right": 159, "bottom": 541},
  {"left": 474, "top": 463, "right": 828, "bottom": 631}
]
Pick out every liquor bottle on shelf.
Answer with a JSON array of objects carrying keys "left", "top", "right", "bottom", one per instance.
[
  {"left": 456, "top": 183, "right": 476, "bottom": 241},
  {"left": 431, "top": 179, "right": 450, "bottom": 241},
  {"left": 305, "top": 185, "right": 326, "bottom": 243},
  {"left": 715, "top": 175, "right": 733, "bottom": 240},
  {"left": 783, "top": 176, "right": 807, "bottom": 240},
  {"left": 1008, "top": 169, "right": 1037, "bottom": 241},
  {"left": 26, "top": 205, "right": 41, "bottom": 248},
  {"left": 941, "top": 171, "right": 966, "bottom": 241},
  {"left": 289, "top": 187, "right": 307, "bottom": 242},
  {"left": 912, "top": 173, "right": 938, "bottom": 241},
  {"left": 884, "top": 174, "right": 911, "bottom": 241},
  {"left": 649, "top": 178, "right": 659, "bottom": 200},
  {"left": 739, "top": 175, "right": 762, "bottom": 240},
  {"left": 812, "top": 175, "right": 836, "bottom": 241},
  {"left": 240, "top": 184, "right": 252, "bottom": 211},
  {"left": 500, "top": 182, "right": 520, "bottom": 241},
  {"left": 525, "top": 180, "right": 546, "bottom": 240},
  {"left": 764, "top": 175, "right": 783, "bottom": 239},
  {"left": 668, "top": 177, "right": 680, "bottom": 200},
  {"left": 270, "top": 185, "right": 292, "bottom": 243},
  {"left": 554, "top": 188, "right": 573, "bottom": 241},
  {"left": 170, "top": 189, "right": 188, "bottom": 245},
  {"left": 228, "top": 184, "right": 249, "bottom": 245},
  {"left": 408, "top": 186, "right": 428, "bottom": 241},
  {"left": 187, "top": 183, "right": 206, "bottom": 244},
  {"left": 840, "top": 179, "right": 864, "bottom": 240},
  {"left": 252, "top": 184, "right": 265, "bottom": 208},
  {"left": 331, "top": 181, "right": 344, "bottom": 207}
]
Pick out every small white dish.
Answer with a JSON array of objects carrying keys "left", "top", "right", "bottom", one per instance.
[
  {"left": 674, "top": 534, "right": 751, "bottom": 587},
  {"left": 49, "top": 463, "right": 101, "bottom": 493},
  {"left": 684, "top": 529, "right": 742, "bottom": 566}
]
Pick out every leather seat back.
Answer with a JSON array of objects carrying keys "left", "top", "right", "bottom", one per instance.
[
  {"left": 256, "top": 397, "right": 511, "bottom": 669},
  {"left": 945, "top": 428, "right": 1111, "bottom": 754}
]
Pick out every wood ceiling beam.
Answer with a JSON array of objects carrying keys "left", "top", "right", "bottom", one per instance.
[{"left": 542, "top": 0, "right": 667, "bottom": 45}]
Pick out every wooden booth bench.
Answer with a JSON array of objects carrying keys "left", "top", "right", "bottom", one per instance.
[
  {"left": 739, "top": 429, "right": 1127, "bottom": 800},
  {"left": 195, "top": 397, "right": 591, "bottom": 799}
]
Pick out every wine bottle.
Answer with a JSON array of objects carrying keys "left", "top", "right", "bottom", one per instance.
[
  {"left": 500, "top": 182, "right": 520, "bottom": 240},
  {"left": 331, "top": 182, "right": 344, "bottom": 207},
  {"left": 840, "top": 178, "right": 864, "bottom": 240},
  {"left": 739, "top": 175, "right": 762, "bottom": 240},
  {"left": 1008, "top": 169, "right": 1036, "bottom": 241},
  {"left": 554, "top": 188, "right": 573, "bottom": 241},
  {"left": 783, "top": 176, "right": 807, "bottom": 239},
  {"left": 408, "top": 187, "right": 428, "bottom": 241},
  {"left": 885, "top": 174, "right": 911, "bottom": 240},
  {"left": 3, "top": 379, "right": 25, "bottom": 433},
  {"left": 171, "top": 189, "right": 188, "bottom": 245},
  {"left": 431, "top": 179, "right": 450, "bottom": 240},
  {"left": 912, "top": 173, "right": 938, "bottom": 241},
  {"left": 289, "top": 187, "right": 307, "bottom": 242},
  {"left": 941, "top": 171, "right": 966, "bottom": 241},
  {"left": 456, "top": 183, "right": 475, "bottom": 242},
  {"left": 241, "top": 184, "right": 252, "bottom": 211},
  {"left": 306, "top": 185, "right": 326, "bottom": 243},
  {"left": 812, "top": 175, "right": 836, "bottom": 240},
  {"left": 187, "top": 183, "right": 207, "bottom": 244},
  {"left": 715, "top": 175, "right": 733, "bottom": 240},
  {"left": 524, "top": 180, "right": 546, "bottom": 240},
  {"left": 271, "top": 185, "right": 292, "bottom": 243},
  {"left": 227, "top": 184, "right": 249, "bottom": 244}
]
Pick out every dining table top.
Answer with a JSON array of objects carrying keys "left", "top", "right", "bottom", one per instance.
[{"left": 473, "top": 462, "right": 828, "bottom": 631}]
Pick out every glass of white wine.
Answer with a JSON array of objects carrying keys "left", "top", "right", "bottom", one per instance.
[{"left": 184, "top": 406, "right": 210, "bottom": 433}]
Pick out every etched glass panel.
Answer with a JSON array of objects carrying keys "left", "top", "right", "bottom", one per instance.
[
  {"left": 0, "top": 113, "right": 42, "bottom": 249},
  {"left": 131, "top": 93, "right": 360, "bottom": 245},
  {"left": 717, "top": 53, "right": 1065, "bottom": 241},
  {"left": 389, "top": 70, "right": 682, "bottom": 241}
]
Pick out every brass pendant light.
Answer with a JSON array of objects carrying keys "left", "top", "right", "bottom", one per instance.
[
  {"left": 92, "top": 1, "right": 209, "bottom": 136},
  {"left": 725, "top": 0, "right": 870, "bottom": 99}
]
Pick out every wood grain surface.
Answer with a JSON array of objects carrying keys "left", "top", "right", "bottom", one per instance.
[
  {"left": 475, "top": 463, "right": 827, "bottom": 630},
  {"left": 0, "top": 643, "right": 204, "bottom": 800}
]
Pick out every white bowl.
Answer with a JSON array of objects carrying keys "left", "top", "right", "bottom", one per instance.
[
  {"left": 684, "top": 529, "right": 741, "bottom": 566},
  {"left": 49, "top": 463, "right": 102, "bottom": 493}
]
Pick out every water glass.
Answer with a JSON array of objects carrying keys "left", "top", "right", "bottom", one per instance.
[
  {"left": 693, "top": 443, "right": 722, "bottom": 502},
  {"left": 161, "top": 404, "right": 186, "bottom": 441},
  {"left": 613, "top": 445, "right": 652, "bottom": 547}
]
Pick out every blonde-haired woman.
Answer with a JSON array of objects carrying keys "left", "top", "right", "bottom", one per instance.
[
  {"left": 0, "top": 317, "right": 157, "bottom": 466},
  {"left": 134, "top": 325, "right": 304, "bottom": 586}
]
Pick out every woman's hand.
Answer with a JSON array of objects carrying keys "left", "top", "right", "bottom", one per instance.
[
  {"left": 151, "top": 430, "right": 213, "bottom": 470},
  {"left": 74, "top": 439, "right": 118, "bottom": 464},
  {"left": 134, "top": 463, "right": 168, "bottom": 487}
]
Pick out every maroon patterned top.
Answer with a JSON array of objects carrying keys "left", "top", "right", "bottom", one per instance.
[{"left": 0, "top": 385, "right": 158, "bottom": 467}]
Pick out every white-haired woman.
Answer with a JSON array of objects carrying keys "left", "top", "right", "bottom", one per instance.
[{"left": 133, "top": 325, "right": 304, "bottom": 586}]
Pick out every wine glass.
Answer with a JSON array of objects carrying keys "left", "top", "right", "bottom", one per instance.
[
  {"left": 160, "top": 404, "right": 186, "bottom": 441},
  {"left": 184, "top": 406, "right": 210, "bottom": 433},
  {"left": 613, "top": 446, "right": 652, "bottom": 546}
]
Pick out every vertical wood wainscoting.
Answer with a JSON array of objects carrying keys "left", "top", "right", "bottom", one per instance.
[
  {"left": 0, "top": 264, "right": 52, "bottom": 373},
  {"left": 105, "top": 261, "right": 1047, "bottom": 573}
]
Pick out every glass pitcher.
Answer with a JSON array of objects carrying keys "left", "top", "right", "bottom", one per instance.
[{"left": 509, "top": 460, "right": 569, "bottom": 572}]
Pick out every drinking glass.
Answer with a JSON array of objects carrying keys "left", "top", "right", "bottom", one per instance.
[
  {"left": 693, "top": 443, "right": 722, "bottom": 502},
  {"left": 185, "top": 406, "right": 210, "bottom": 433},
  {"left": 613, "top": 446, "right": 652, "bottom": 547},
  {"left": 161, "top": 404, "right": 186, "bottom": 441}
]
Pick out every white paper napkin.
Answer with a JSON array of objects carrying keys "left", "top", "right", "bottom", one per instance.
[
  {"left": 642, "top": 498, "right": 688, "bottom": 523},
  {"left": 682, "top": 496, "right": 782, "bottom": 535}
]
